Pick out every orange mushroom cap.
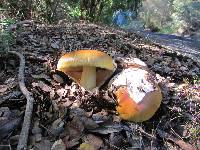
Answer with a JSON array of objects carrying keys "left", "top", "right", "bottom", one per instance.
[
  {"left": 57, "top": 50, "right": 116, "bottom": 90},
  {"left": 109, "top": 58, "right": 162, "bottom": 122},
  {"left": 57, "top": 50, "right": 115, "bottom": 71}
]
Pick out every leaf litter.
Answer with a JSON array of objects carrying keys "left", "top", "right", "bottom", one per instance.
[{"left": 0, "top": 21, "right": 199, "bottom": 149}]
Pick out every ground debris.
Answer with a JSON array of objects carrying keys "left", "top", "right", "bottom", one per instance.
[
  {"left": 51, "top": 139, "right": 66, "bottom": 150},
  {"left": 1, "top": 21, "right": 199, "bottom": 150},
  {"left": 0, "top": 107, "right": 22, "bottom": 140}
]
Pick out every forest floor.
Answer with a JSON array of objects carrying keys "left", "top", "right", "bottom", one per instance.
[{"left": 0, "top": 21, "right": 199, "bottom": 150}]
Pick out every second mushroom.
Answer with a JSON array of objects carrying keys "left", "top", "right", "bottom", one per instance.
[{"left": 109, "top": 58, "right": 162, "bottom": 122}]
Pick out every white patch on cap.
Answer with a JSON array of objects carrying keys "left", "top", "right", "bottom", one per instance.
[{"left": 110, "top": 68, "right": 155, "bottom": 103}]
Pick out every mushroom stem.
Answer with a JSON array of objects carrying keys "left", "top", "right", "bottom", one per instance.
[{"left": 80, "top": 66, "right": 96, "bottom": 90}]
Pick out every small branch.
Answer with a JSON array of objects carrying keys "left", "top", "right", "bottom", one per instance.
[
  {"left": 157, "top": 129, "right": 195, "bottom": 150},
  {"left": 8, "top": 51, "right": 34, "bottom": 150},
  {"left": 137, "top": 127, "right": 157, "bottom": 140}
]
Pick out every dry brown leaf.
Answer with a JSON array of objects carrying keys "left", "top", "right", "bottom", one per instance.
[
  {"left": 157, "top": 129, "right": 195, "bottom": 150},
  {"left": 89, "top": 123, "right": 123, "bottom": 134},
  {"left": 31, "top": 74, "right": 52, "bottom": 82},
  {"left": 172, "top": 139, "right": 196, "bottom": 150},
  {"left": 51, "top": 139, "right": 66, "bottom": 150},
  {"left": 34, "top": 139, "right": 53, "bottom": 150},
  {"left": 56, "top": 88, "right": 69, "bottom": 98},
  {"left": 79, "top": 143, "right": 95, "bottom": 150},
  {"left": 82, "top": 117, "right": 99, "bottom": 130},
  {"left": 0, "top": 78, "right": 17, "bottom": 95},
  {"left": 82, "top": 134, "right": 103, "bottom": 150},
  {"left": 70, "top": 108, "right": 99, "bottom": 130},
  {"left": 32, "top": 81, "right": 52, "bottom": 92},
  {"left": 51, "top": 41, "right": 60, "bottom": 49},
  {"left": 52, "top": 74, "right": 64, "bottom": 84},
  {"left": 51, "top": 118, "right": 65, "bottom": 136},
  {"left": 63, "top": 135, "right": 79, "bottom": 149},
  {"left": 66, "top": 116, "right": 84, "bottom": 139},
  {"left": 0, "top": 85, "right": 8, "bottom": 95}
]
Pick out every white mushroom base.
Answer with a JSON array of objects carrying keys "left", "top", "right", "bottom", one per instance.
[{"left": 109, "top": 58, "right": 162, "bottom": 122}]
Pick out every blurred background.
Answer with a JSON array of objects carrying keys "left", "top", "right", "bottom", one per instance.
[{"left": 1, "top": 0, "right": 200, "bottom": 40}]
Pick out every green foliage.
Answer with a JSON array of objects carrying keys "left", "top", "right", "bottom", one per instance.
[
  {"left": 170, "top": 0, "right": 200, "bottom": 34},
  {"left": 158, "top": 23, "right": 174, "bottom": 34},
  {"left": 97, "top": 0, "right": 142, "bottom": 24},
  {"left": 171, "top": 0, "right": 193, "bottom": 30},
  {"left": 0, "top": 11, "right": 16, "bottom": 52},
  {"left": 139, "top": 0, "right": 200, "bottom": 34},
  {"left": 0, "top": 29, "right": 15, "bottom": 52},
  {"left": 0, "top": 0, "right": 142, "bottom": 24},
  {"left": 0, "top": 18, "right": 16, "bottom": 26},
  {"left": 182, "top": 1, "right": 200, "bottom": 27},
  {"left": 68, "top": 6, "right": 82, "bottom": 19},
  {"left": 97, "top": 0, "right": 113, "bottom": 24},
  {"left": 139, "top": 0, "right": 172, "bottom": 32},
  {"left": 1, "top": 0, "right": 199, "bottom": 35}
]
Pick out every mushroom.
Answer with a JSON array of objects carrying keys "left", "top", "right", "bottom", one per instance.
[
  {"left": 57, "top": 50, "right": 116, "bottom": 91},
  {"left": 109, "top": 58, "right": 162, "bottom": 122}
]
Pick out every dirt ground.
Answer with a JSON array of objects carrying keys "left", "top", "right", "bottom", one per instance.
[{"left": 0, "top": 21, "right": 199, "bottom": 150}]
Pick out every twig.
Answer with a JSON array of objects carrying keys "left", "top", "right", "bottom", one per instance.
[
  {"left": 137, "top": 127, "right": 157, "bottom": 140},
  {"left": 157, "top": 129, "right": 195, "bottom": 150},
  {"left": 8, "top": 51, "right": 34, "bottom": 150}
]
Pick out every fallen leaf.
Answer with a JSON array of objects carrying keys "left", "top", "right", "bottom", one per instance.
[
  {"left": 109, "top": 132, "right": 125, "bottom": 148},
  {"left": 79, "top": 143, "right": 95, "bottom": 150},
  {"left": 51, "top": 139, "right": 66, "bottom": 150},
  {"left": 32, "top": 120, "right": 42, "bottom": 143},
  {"left": 50, "top": 118, "right": 65, "bottom": 136},
  {"left": 34, "top": 139, "right": 53, "bottom": 150},
  {"left": 5, "top": 77, "right": 15, "bottom": 84},
  {"left": 32, "top": 81, "right": 53, "bottom": 93},
  {"left": 56, "top": 88, "right": 69, "bottom": 98},
  {"left": 70, "top": 108, "right": 99, "bottom": 130},
  {"left": 0, "top": 79, "right": 17, "bottom": 96},
  {"left": 59, "top": 98, "right": 73, "bottom": 107},
  {"left": 31, "top": 74, "right": 52, "bottom": 82},
  {"left": 1, "top": 91, "right": 22, "bottom": 101},
  {"left": 32, "top": 81, "right": 55, "bottom": 98},
  {"left": 0, "top": 116, "right": 23, "bottom": 140},
  {"left": 0, "top": 85, "right": 8, "bottom": 94},
  {"left": 89, "top": 123, "right": 123, "bottom": 134},
  {"left": 82, "top": 134, "right": 103, "bottom": 150},
  {"left": 66, "top": 116, "right": 84, "bottom": 139},
  {"left": 63, "top": 135, "right": 79, "bottom": 149},
  {"left": 82, "top": 117, "right": 99, "bottom": 130},
  {"left": 126, "top": 131, "right": 142, "bottom": 149},
  {"left": 51, "top": 41, "right": 60, "bottom": 49},
  {"left": 92, "top": 110, "right": 110, "bottom": 123},
  {"left": 0, "top": 107, "right": 22, "bottom": 140},
  {"left": 52, "top": 74, "right": 64, "bottom": 84},
  {"left": 157, "top": 129, "right": 195, "bottom": 150}
]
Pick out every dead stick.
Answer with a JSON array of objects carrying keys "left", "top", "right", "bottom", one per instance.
[{"left": 9, "top": 51, "right": 34, "bottom": 150}]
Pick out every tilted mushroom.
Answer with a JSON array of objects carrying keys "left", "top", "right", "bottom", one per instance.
[
  {"left": 109, "top": 58, "right": 162, "bottom": 122},
  {"left": 57, "top": 50, "right": 116, "bottom": 91}
]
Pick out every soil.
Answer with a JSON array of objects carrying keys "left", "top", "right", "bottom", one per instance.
[{"left": 0, "top": 21, "right": 199, "bottom": 150}]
